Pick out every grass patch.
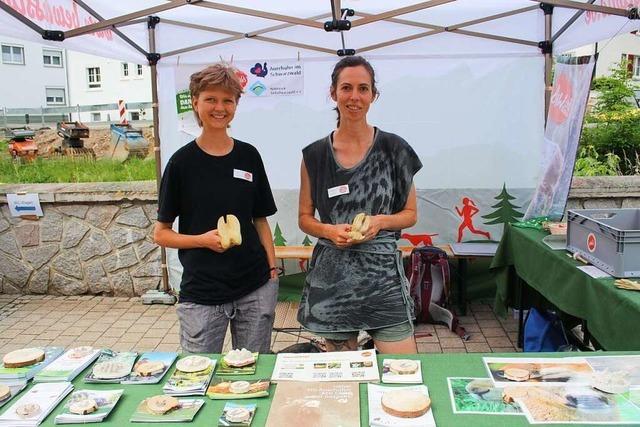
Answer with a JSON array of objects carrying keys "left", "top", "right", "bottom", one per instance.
[{"left": 0, "top": 154, "right": 156, "bottom": 184}]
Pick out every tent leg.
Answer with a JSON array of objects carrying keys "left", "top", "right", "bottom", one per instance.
[
  {"left": 148, "top": 18, "right": 172, "bottom": 299},
  {"left": 543, "top": 5, "right": 553, "bottom": 122}
]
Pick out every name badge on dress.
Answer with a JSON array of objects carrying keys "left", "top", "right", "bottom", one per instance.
[
  {"left": 327, "top": 184, "right": 350, "bottom": 198},
  {"left": 233, "top": 169, "right": 253, "bottom": 182}
]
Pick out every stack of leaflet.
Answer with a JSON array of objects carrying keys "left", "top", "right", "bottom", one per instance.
[
  {"left": 34, "top": 347, "right": 101, "bottom": 382},
  {"left": 0, "top": 382, "right": 73, "bottom": 426},
  {"left": 163, "top": 356, "right": 216, "bottom": 396},
  {"left": 121, "top": 352, "right": 177, "bottom": 385},
  {"left": 0, "top": 347, "right": 64, "bottom": 388},
  {"left": 54, "top": 389, "right": 123, "bottom": 424}
]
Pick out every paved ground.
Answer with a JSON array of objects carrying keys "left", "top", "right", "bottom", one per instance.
[{"left": 0, "top": 294, "right": 520, "bottom": 355}]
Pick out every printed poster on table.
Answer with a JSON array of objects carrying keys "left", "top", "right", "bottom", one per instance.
[{"left": 271, "top": 350, "right": 379, "bottom": 382}]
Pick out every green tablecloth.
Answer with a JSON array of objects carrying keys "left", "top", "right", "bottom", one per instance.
[
  {"left": 491, "top": 224, "right": 640, "bottom": 350},
  {"left": 4, "top": 351, "right": 638, "bottom": 426}
]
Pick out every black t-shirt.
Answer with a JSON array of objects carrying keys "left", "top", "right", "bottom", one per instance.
[{"left": 157, "top": 139, "right": 277, "bottom": 305}]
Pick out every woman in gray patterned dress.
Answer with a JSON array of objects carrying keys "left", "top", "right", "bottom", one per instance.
[{"left": 298, "top": 56, "right": 422, "bottom": 353}]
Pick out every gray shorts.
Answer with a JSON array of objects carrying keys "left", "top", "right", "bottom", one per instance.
[
  {"left": 312, "top": 321, "right": 414, "bottom": 343},
  {"left": 176, "top": 278, "right": 278, "bottom": 354}
]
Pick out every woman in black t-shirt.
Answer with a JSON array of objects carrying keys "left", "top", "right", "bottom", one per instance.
[{"left": 154, "top": 63, "right": 278, "bottom": 354}]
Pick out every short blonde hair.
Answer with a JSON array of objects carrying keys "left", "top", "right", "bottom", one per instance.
[{"left": 189, "top": 63, "right": 244, "bottom": 126}]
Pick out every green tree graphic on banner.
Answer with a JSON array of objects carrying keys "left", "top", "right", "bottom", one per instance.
[
  {"left": 482, "top": 183, "right": 524, "bottom": 228},
  {"left": 302, "top": 235, "right": 313, "bottom": 246},
  {"left": 273, "top": 223, "right": 287, "bottom": 246}
]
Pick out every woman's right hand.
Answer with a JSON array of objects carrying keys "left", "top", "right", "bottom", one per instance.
[
  {"left": 198, "top": 229, "right": 225, "bottom": 253},
  {"left": 325, "top": 224, "right": 353, "bottom": 249}
]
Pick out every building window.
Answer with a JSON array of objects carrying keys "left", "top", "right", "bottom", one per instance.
[
  {"left": 43, "top": 49, "right": 62, "bottom": 67},
  {"left": 121, "top": 62, "right": 129, "bottom": 78},
  {"left": 130, "top": 111, "right": 140, "bottom": 121},
  {"left": 45, "top": 88, "right": 65, "bottom": 105},
  {"left": 634, "top": 56, "right": 640, "bottom": 79},
  {"left": 87, "top": 67, "right": 101, "bottom": 89},
  {"left": 91, "top": 112, "right": 101, "bottom": 122},
  {"left": 136, "top": 64, "right": 143, "bottom": 77},
  {"left": 1, "top": 44, "right": 25, "bottom": 65}
]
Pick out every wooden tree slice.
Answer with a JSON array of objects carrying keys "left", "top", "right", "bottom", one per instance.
[
  {"left": 146, "top": 395, "right": 179, "bottom": 415},
  {"left": 381, "top": 390, "right": 431, "bottom": 418},
  {"left": 69, "top": 398, "right": 98, "bottom": 415},
  {"left": 176, "top": 355, "right": 210, "bottom": 373},
  {"left": 3, "top": 348, "right": 45, "bottom": 368}
]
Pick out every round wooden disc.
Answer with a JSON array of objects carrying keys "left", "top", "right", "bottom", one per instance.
[
  {"left": 223, "top": 349, "right": 255, "bottom": 367},
  {"left": 0, "top": 384, "right": 10, "bottom": 402},
  {"left": 146, "top": 395, "right": 179, "bottom": 415},
  {"left": 92, "top": 360, "right": 130, "bottom": 379},
  {"left": 176, "top": 355, "right": 210, "bottom": 373},
  {"left": 15, "top": 403, "right": 41, "bottom": 419},
  {"left": 381, "top": 390, "right": 430, "bottom": 418},
  {"left": 225, "top": 407, "right": 251, "bottom": 423},
  {"left": 229, "top": 381, "right": 251, "bottom": 394},
  {"left": 3, "top": 348, "right": 45, "bottom": 368},
  {"left": 389, "top": 359, "right": 419, "bottom": 375},
  {"left": 69, "top": 398, "right": 98, "bottom": 415},
  {"left": 135, "top": 361, "right": 165, "bottom": 376}
]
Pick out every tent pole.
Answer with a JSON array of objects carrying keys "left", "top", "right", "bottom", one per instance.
[
  {"left": 543, "top": 4, "right": 553, "bottom": 121},
  {"left": 147, "top": 17, "right": 170, "bottom": 296}
]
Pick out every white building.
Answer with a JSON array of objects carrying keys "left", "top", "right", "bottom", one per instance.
[
  {"left": 569, "top": 32, "right": 640, "bottom": 79},
  {"left": 0, "top": 36, "right": 69, "bottom": 115},
  {"left": 66, "top": 51, "right": 152, "bottom": 123}
]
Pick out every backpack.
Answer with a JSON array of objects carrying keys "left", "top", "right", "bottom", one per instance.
[
  {"left": 523, "top": 308, "right": 572, "bottom": 352},
  {"left": 407, "top": 246, "right": 469, "bottom": 340}
]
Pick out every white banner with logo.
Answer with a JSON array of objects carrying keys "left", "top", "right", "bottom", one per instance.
[{"left": 525, "top": 56, "right": 596, "bottom": 220}]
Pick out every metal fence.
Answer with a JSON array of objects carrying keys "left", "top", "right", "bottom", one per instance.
[{"left": 1, "top": 102, "right": 153, "bottom": 127}]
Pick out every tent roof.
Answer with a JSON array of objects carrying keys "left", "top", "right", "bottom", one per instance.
[{"left": 1, "top": 0, "right": 639, "bottom": 64}]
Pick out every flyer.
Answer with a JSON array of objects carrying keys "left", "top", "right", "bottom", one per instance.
[{"left": 271, "top": 350, "right": 378, "bottom": 382}]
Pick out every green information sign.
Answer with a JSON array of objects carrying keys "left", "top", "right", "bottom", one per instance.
[{"left": 176, "top": 90, "right": 192, "bottom": 114}]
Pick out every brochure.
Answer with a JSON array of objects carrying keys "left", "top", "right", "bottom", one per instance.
[
  {"left": 84, "top": 350, "right": 138, "bottom": 384},
  {"left": 35, "top": 347, "right": 100, "bottom": 382},
  {"left": 271, "top": 350, "right": 379, "bottom": 382},
  {"left": 0, "top": 382, "right": 27, "bottom": 410},
  {"left": 130, "top": 398, "right": 205, "bottom": 423},
  {"left": 447, "top": 377, "right": 522, "bottom": 415},
  {"left": 54, "top": 389, "right": 123, "bottom": 424},
  {"left": 265, "top": 382, "right": 359, "bottom": 427},
  {"left": 0, "top": 382, "right": 73, "bottom": 427},
  {"left": 163, "top": 358, "right": 216, "bottom": 396},
  {"left": 207, "top": 377, "right": 270, "bottom": 399},
  {"left": 218, "top": 402, "right": 257, "bottom": 426},
  {"left": 368, "top": 383, "right": 436, "bottom": 427},
  {"left": 381, "top": 359, "right": 423, "bottom": 384},
  {"left": 0, "top": 347, "right": 64, "bottom": 381},
  {"left": 121, "top": 352, "right": 177, "bottom": 385}
]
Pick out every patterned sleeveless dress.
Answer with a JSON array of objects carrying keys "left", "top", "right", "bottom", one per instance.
[{"left": 297, "top": 128, "right": 423, "bottom": 333}]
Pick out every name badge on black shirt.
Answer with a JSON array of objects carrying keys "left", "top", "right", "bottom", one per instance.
[
  {"left": 327, "top": 184, "right": 349, "bottom": 198},
  {"left": 233, "top": 168, "right": 253, "bottom": 182}
]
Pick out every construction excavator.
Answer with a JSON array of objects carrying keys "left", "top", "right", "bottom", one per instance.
[
  {"left": 51, "top": 121, "right": 96, "bottom": 159},
  {"left": 4, "top": 126, "right": 38, "bottom": 161},
  {"left": 108, "top": 123, "right": 149, "bottom": 161}
]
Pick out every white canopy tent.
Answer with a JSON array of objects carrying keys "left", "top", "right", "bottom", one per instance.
[{"left": 1, "top": 0, "right": 639, "bottom": 290}]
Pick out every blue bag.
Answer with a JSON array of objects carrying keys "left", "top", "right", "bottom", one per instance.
[{"left": 523, "top": 308, "right": 569, "bottom": 352}]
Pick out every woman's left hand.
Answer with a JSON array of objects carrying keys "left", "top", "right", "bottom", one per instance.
[{"left": 359, "top": 215, "right": 383, "bottom": 242}]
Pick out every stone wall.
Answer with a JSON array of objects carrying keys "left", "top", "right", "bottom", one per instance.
[
  {"left": 1, "top": 176, "right": 639, "bottom": 296},
  {"left": 0, "top": 182, "right": 160, "bottom": 296}
]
